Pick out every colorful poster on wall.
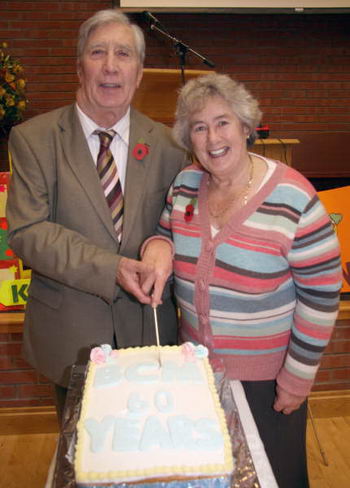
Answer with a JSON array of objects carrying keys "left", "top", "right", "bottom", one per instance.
[
  {"left": 318, "top": 185, "right": 350, "bottom": 294},
  {"left": 0, "top": 172, "right": 31, "bottom": 310}
]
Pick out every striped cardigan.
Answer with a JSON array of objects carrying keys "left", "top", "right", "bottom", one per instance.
[{"left": 157, "top": 155, "right": 342, "bottom": 396}]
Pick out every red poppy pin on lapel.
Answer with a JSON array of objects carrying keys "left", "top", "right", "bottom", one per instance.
[{"left": 132, "top": 139, "right": 150, "bottom": 161}]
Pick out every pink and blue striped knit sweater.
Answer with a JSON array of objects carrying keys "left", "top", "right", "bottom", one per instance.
[{"left": 157, "top": 156, "right": 342, "bottom": 396}]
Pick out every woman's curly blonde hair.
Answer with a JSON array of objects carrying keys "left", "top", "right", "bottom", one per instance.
[{"left": 173, "top": 72, "right": 262, "bottom": 151}]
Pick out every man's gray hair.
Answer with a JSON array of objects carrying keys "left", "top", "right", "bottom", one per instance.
[{"left": 77, "top": 9, "right": 145, "bottom": 64}]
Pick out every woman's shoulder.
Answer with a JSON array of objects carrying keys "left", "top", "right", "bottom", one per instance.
[
  {"left": 253, "top": 153, "right": 316, "bottom": 196},
  {"left": 277, "top": 162, "right": 317, "bottom": 196},
  {"left": 174, "top": 163, "right": 205, "bottom": 187},
  {"left": 253, "top": 155, "right": 318, "bottom": 211}
]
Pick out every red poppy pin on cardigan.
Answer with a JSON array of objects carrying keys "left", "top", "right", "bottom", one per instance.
[
  {"left": 184, "top": 198, "right": 196, "bottom": 223},
  {"left": 132, "top": 139, "right": 150, "bottom": 161}
]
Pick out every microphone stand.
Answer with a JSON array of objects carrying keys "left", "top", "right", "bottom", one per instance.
[{"left": 149, "top": 23, "right": 215, "bottom": 85}]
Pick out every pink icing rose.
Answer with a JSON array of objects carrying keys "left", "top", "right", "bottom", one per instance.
[
  {"left": 181, "top": 342, "right": 196, "bottom": 362},
  {"left": 110, "top": 350, "right": 119, "bottom": 359},
  {"left": 90, "top": 347, "right": 106, "bottom": 364}
]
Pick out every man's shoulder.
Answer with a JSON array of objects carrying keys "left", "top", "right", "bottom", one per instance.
[
  {"left": 130, "top": 107, "right": 171, "bottom": 135},
  {"left": 11, "top": 105, "right": 74, "bottom": 135}
]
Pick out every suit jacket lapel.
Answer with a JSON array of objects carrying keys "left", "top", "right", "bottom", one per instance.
[
  {"left": 121, "top": 108, "right": 154, "bottom": 251},
  {"left": 58, "top": 105, "right": 119, "bottom": 243}
]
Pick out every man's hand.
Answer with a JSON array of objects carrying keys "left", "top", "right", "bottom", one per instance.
[
  {"left": 273, "top": 384, "right": 307, "bottom": 415},
  {"left": 116, "top": 257, "right": 154, "bottom": 304},
  {"left": 141, "top": 239, "right": 173, "bottom": 308}
]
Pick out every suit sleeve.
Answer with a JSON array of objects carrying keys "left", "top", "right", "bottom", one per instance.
[{"left": 6, "top": 124, "right": 120, "bottom": 304}]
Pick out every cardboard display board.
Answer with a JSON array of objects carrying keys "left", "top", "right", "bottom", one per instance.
[
  {"left": 0, "top": 172, "right": 31, "bottom": 310},
  {"left": 318, "top": 186, "right": 350, "bottom": 294}
]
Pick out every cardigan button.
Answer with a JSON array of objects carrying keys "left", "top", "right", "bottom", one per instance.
[
  {"left": 199, "top": 279, "right": 206, "bottom": 291},
  {"left": 206, "top": 242, "right": 214, "bottom": 252},
  {"left": 200, "top": 313, "right": 208, "bottom": 324}
]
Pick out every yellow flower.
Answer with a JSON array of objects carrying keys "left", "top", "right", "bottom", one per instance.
[
  {"left": 1, "top": 42, "right": 8, "bottom": 49},
  {"left": 17, "top": 78, "right": 26, "bottom": 90},
  {"left": 13, "top": 64, "right": 23, "bottom": 74},
  {"left": 5, "top": 71, "right": 15, "bottom": 83},
  {"left": 0, "top": 86, "right": 5, "bottom": 97},
  {"left": 5, "top": 95, "right": 15, "bottom": 107},
  {"left": 17, "top": 100, "right": 26, "bottom": 111}
]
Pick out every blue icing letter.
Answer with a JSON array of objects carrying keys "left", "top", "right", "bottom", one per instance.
[
  {"left": 139, "top": 415, "right": 172, "bottom": 451},
  {"left": 94, "top": 364, "right": 122, "bottom": 388},
  {"left": 125, "top": 361, "right": 159, "bottom": 383},
  {"left": 194, "top": 418, "right": 223, "bottom": 450},
  {"left": 84, "top": 415, "right": 114, "bottom": 453},
  {"left": 127, "top": 391, "right": 149, "bottom": 415},
  {"left": 100, "top": 344, "right": 112, "bottom": 357},
  {"left": 161, "top": 361, "right": 203, "bottom": 383},
  {"left": 113, "top": 417, "right": 141, "bottom": 451},
  {"left": 195, "top": 345, "right": 208, "bottom": 358},
  {"left": 167, "top": 415, "right": 196, "bottom": 449},
  {"left": 154, "top": 390, "right": 174, "bottom": 414}
]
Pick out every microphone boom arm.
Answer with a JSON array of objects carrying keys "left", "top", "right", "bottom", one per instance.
[{"left": 147, "top": 21, "right": 215, "bottom": 84}]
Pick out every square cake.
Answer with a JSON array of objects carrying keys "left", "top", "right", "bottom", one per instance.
[{"left": 74, "top": 343, "right": 234, "bottom": 486}]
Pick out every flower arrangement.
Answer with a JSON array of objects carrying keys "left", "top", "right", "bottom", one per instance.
[
  {"left": 181, "top": 342, "right": 208, "bottom": 361},
  {"left": 90, "top": 344, "right": 118, "bottom": 364},
  {"left": 0, "top": 42, "right": 27, "bottom": 136}
]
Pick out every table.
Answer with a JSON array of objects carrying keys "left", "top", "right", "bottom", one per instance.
[
  {"left": 253, "top": 138, "right": 300, "bottom": 166},
  {"left": 48, "top": 367, "right": 277, "bottom": 488}
]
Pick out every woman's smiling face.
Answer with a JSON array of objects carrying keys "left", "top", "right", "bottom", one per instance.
[{"left": 189, "top": 95, "right": 249, "bottom": 179}]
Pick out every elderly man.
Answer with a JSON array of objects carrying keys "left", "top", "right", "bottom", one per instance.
[{"left": 6, "top": 9, "right": 188, "bottom": 421}]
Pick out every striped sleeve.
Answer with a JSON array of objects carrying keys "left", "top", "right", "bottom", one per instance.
[
  {"left": 157, "top": 165, "right": 202, "bottom": 239},
  {"left": 277, "top": 194, "right": 343, "bottom": 396},
  {"left": 156, "top": 183, "right": 174, "bottom": 239}
]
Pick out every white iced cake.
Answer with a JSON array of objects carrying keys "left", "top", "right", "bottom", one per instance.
[{"left": 74, "top": 343, "right": 234, "bottom": 486}]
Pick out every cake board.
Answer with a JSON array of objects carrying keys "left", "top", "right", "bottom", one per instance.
[{"left": 49, "top": 365, "right": 275, "bottom": 488}]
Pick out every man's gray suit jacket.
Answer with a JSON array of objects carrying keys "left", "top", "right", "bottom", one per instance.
[{"left": 6, "top": 104, "right": 188, "bottom": 386}]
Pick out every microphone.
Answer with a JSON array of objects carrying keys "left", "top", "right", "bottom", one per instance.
[
  {"left": 143, "top": 11, "right": 168, "bottom": 32},
  {"left": 142, "top": 10, "right": 215, "bottom": 70}
]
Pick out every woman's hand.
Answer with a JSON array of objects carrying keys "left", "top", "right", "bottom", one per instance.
[
  {"left": 141, "top": 239, "right": 173, "bottom": 308},
  {"left": 273, "top": 384, "right": 307, "bottom": 415}
]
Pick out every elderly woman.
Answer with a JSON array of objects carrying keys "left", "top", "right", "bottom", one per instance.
[{"left": 136, "top": 73, "right": 342, "bottom": 488}]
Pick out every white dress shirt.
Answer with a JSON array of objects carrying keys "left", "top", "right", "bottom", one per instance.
[{"left": 75, "top": 104, "right": 130, "bottom": 192}]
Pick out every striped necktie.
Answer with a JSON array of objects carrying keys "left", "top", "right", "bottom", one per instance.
[{"left": 94, "top": 129, "right": 123, "bottom": 242}]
